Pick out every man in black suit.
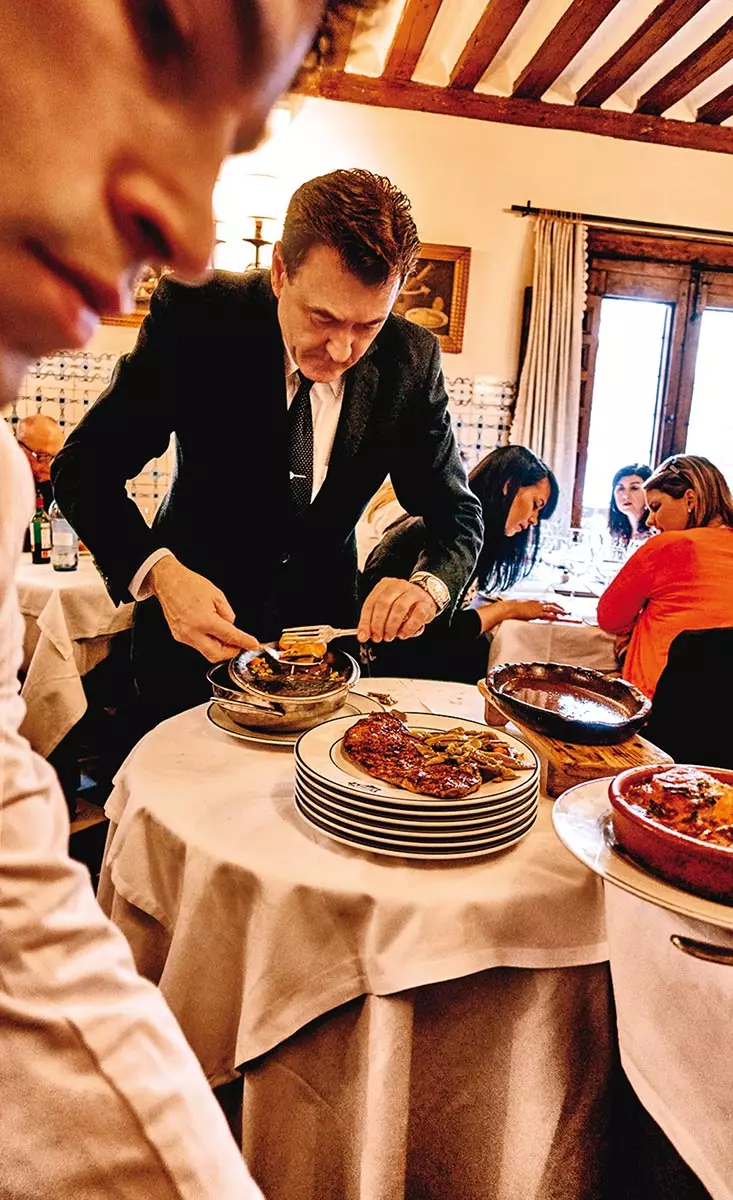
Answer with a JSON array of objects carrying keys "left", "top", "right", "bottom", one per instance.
[{"left": 53, "top": 170, "right": 483, "bottom": 725}]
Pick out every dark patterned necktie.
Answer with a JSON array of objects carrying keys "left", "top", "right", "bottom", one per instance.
[{"left": 288, "top": 371, "right": 314, "bottom": 517}]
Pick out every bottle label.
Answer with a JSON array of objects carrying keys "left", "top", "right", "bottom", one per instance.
[
  {"left": 52, "top": 530, "right": 75, "bottom": 548},
  {"left": 41, "top": 527, "right": 51, "bottom": 550}
]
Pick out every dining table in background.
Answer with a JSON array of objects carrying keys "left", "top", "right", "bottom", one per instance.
[
  {"left": 15, "top": 552, "right": 133, "bottom": 757},
  {"left": 98, "top": 676, "right": 613, "bottom": 1200},
  {"left": 486, "top": 576, "right": 618, "bottom": 673}
]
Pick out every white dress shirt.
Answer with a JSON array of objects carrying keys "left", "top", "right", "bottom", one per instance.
[
  {"left": 0, "top": 422, "right": 262, "bottom": 1198},
  {"left": 130, "top": 350, "right": 345, "bottom": 601}
]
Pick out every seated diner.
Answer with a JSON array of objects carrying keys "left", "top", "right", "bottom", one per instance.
[
  {"left": 597, "top": 454, "right": 733, "bottom": 699},
  {"left": 362, "top": 444, "right": 564, "bottom": 681}
]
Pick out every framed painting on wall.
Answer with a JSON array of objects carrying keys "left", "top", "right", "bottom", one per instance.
[{"left": 393, "top": 243, "right": 471, "bottom": 354}]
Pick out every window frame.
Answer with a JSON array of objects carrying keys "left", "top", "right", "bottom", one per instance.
[{"left": 572, "top": 230, "right": 733, "bottom": 526}]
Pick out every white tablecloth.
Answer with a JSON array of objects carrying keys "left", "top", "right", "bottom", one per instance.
[
  {"left": 606, "top": 886, "right": 733, "bottom": 1200},
  {"left": 487, "top": 582, "right": 617, "bottom": 672},
  {"left": 99, "top": 678, "right": 613, "bottom": 1199},
  {"left": 16, "top": 553, "right": 132, "bottom": 756}
]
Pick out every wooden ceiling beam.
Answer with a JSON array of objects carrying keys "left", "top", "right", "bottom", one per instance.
[
  {"left": 294, "top": 70, "right": 733, "bottom": 154},
  {"left": 512, "top": 0, "right": 623, "bottom": 101},
  {"left": 577, "top": 0, "right": 710, "bottom": 109},
  {"left": 450, "top": 0, "right": 531, "bottom": 91},
  {"left": 637, "top": 17, "right": 733, "bottom": 115},
  {"left": 697, "top": 82, "right": 733, "bottom": 125},
  {"left": 382, "top": 0, "right": 444, "bottom": 83}
]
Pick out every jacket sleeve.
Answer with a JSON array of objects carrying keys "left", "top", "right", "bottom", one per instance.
[
  {"left": 388, "top": 337, "right": 483, "bottom": 614},
  {"left": 51, "top": 279, "right": 186, "bottom": 604},
  {"left": 596, "top": 538, "right": 660, "bottom": 633}
]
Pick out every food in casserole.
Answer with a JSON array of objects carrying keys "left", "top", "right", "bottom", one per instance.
[
  {"left": 248, "top": 651, "right": 347, "bottom": 697},
  {"left": 508, "top": 681, "right": 630, "bottom": 727},
  {"left": 342, "top": 712, "right": 531, "bottom": 799},
  {"left": 277, "top": 638, "right": 328, "bottom": 662},
  {"left": 623, "top": 766, "right": 733, "bottom": 848}
]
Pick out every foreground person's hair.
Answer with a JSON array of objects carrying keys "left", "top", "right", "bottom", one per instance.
[
  {"left": 646, "top": 454, "right": 733, "bottom": 528},
  {"left": 281, "top": 168, "right": 421, "bottom": 287}
]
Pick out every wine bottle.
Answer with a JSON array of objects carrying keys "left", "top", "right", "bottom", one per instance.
[
  {"left": 30, "top": 493, "right": 51, "bottom": 565},
  {"left": 49, "top": 500, "right": 79, "bottom": 572}
]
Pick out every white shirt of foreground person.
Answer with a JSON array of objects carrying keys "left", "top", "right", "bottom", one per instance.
[{"left": 0, "top": 423, "right": 261, "bottom": 1198}]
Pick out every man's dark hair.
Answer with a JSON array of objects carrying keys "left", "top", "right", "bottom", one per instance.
[{"left": 280, "top": 168, "right": 420, "bottom": 287}]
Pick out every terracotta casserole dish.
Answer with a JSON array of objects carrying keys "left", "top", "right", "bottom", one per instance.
[{"left": 609, "top": 764, "right": 733, "bottom": 903}]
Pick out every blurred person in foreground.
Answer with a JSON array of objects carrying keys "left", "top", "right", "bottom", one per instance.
[
  {"left": 597, "top": 455, "right": 733, "bottom": 699},
  {"left": 608, "top": 462, "right": 652, "bottom": 549},
  {"left": 53, "top": 169, "right": 483, "bottom": 727},
  {"left": 0, "top": 2, "right": 380, "bottom": 1197},
  {"left": 362, "top": 445, "right": 564, "bottom": 682}
]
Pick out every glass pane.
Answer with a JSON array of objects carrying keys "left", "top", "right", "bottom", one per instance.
[
  {"left": 685, "top": 308, "right": 733, "bottom": 487},
  {"left": 582, "top": 297, "right": 669, "bottom": 523}
]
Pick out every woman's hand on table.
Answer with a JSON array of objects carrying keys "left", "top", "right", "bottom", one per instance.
[
  {"left": 476, "top": 598, "right": 567, "bottom": 636},
  {"left": 147, "top": 556, "right": 259, "bottom": 662}
]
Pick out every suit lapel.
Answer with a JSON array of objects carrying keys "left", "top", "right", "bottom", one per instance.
[
  {"left": 322, "top": 353, "right": 379, "bottom": 478},
  {"left": 250, "top": 282, "right": 289, "bottom": 498}
]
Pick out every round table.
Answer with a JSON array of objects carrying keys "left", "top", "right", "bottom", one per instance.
[
  {"left": 486, "top": 582, "right": 617, "bottom": 673},
  {"left": 99, "top": 678, "right": 613, "bottom": 1200},
  {"left": 15, "top": 553, "right": 132, "bottom": 756}
]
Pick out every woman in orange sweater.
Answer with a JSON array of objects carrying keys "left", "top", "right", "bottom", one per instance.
[{"left": 597, "top": 455, "right": 733, "bottom": 699}]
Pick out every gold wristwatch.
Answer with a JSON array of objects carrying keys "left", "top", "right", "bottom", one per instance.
[{"left": 409, "top": 571, "right": 451, "bottom": 615}]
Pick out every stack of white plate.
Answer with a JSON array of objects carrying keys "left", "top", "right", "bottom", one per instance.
[{"left": 294, "top": 712, "right": 540, "bottom": 861}]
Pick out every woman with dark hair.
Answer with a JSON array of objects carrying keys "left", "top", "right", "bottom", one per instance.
[
  {"left": 362, "top": 445, "right": 563, "bottom": 681},
  {"left": 608, "top": 463, "right": 652, "bottom": 545},
  {"left": 598, "top": 454, "right": 733, "bottom": 698}
]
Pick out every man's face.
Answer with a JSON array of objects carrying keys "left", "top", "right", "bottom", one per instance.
[
  {"left": 18, "top": 420, "right": 64, "bottom": 484},
  {"left": 271, "top": 243, "right": 401, "bottom": 384},
  {"left": 0, "top": 0, "right": 323, "bottom": 406}
]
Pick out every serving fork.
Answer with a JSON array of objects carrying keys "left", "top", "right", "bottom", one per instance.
[{"left": 279, "top": 624, "right": 359, "bottom": 648}]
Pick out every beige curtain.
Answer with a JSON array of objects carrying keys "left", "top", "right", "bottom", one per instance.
[{"left": 512, "top": 214, "right": 588, "bottom": 527}]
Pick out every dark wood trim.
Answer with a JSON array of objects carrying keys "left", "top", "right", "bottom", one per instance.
[
  {"left": 637, "top": 17, "right": 733, "bottom": 116},
  {"left": 450, "top": 0, "right": 531, "bottom": 91},
  {"left": 697, "top": 82, "right": 733, "bottom": 125},
  {"left": 577, "top": 0, "right": 710, "bottom": 108},
  {"left": 571, "top": 291, "right": 603, "bottom": 526},
  {"left": 512, "top": 0, "right": 623, "bottom": 101},
  {"left": 587, "top": 229, "right": 733, "bottom": 268},
  {"left": 294, "top": 71, "right": 733, "bottom": 154},
  {"left": 654, "top": 275, "right": 693, "bottom": 462},
  {"left": 382, "top": 0, "right": 444, "bottom": 83}
]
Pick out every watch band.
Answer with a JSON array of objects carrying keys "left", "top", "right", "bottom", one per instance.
[{"left": 410, "top": 571, "right": 450, "bottom": 615}]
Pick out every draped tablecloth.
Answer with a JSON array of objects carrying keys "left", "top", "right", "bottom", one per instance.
[
  {"left": 487, "top": 586, "right": 617, "bottom": 672},
  {"left": 16, "top": 553, "right": 132, "bottom": 756},
  {"left": 99, "top": 678, "right": 614, "bottom": 1200},
  {"left": 606, "top": 886, "right": 733, "bottom": 1200}
]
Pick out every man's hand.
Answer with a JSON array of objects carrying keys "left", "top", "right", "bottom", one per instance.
[
  {"left": 147, "top": 556, "right": 259, "bottom": 662},
  {"left": 358, "top": 578, "right": 439, "bottom": 643}
]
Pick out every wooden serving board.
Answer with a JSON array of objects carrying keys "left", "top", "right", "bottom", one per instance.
[{"left": 504, "top": 723, "right": 673, "bottom": 798}]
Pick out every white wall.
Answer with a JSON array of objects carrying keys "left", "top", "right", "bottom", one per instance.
[
  {"left": 232, "top": 97, "right": 733, "bottom": 381},
  {"left": 90, "top": 96, "right": 733, "bottom": 380}
]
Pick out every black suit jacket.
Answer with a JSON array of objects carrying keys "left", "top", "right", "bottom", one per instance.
[{"left": 52, "top": 271, "right": 482, "bottom": 713}]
